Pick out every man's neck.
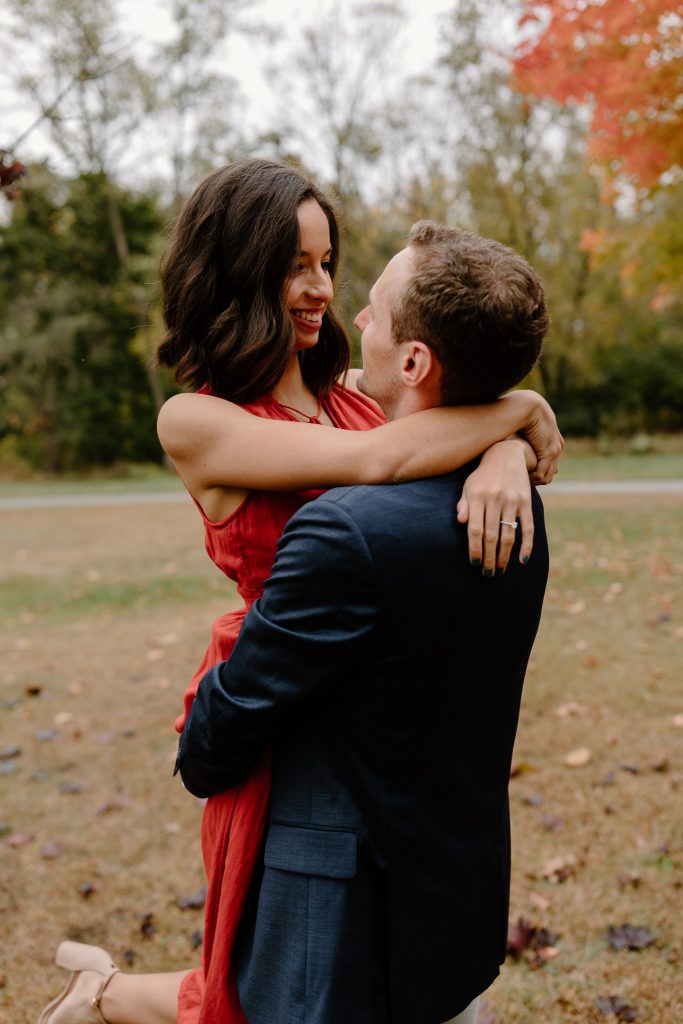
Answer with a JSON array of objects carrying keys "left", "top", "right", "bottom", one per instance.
[{"left": 388, "top": 389, "right": 440, "bottom": 421}]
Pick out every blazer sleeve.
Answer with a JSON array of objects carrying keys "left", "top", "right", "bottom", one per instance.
[{"left": 177, "top": 495, "right": 378, "bottom": 798}]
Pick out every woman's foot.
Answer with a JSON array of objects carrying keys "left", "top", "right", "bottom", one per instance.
[{"left": 38, "top": 942, "right": 119, "bottom": 1023}]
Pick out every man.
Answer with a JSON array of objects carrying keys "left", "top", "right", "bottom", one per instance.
[{"left": 178, "top": 222, "right": 551, "bottom": 1024}]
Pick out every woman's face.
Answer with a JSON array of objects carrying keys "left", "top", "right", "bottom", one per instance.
[{"left": 285, "top": 199, "right": 334, "bottom": 351}]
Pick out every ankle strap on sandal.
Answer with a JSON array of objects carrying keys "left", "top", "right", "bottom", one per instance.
[{"left": 90, "top": 969, "right": 120, "bottom": 1023}]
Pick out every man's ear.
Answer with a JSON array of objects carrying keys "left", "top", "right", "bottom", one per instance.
[{"left": 399, "top": 341, "right": 440, "bottom": 390}]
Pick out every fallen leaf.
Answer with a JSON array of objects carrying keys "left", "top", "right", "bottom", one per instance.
[
  {"left": 157, "top": 632, "right": 179, "bottom": 646},
  {"left": 506, "top": 918, "right": 536, "bottom": 958},
  {"left": 529, "top": 891, "right": 551, "bottom": 911},
  {"left": 541, "top": 853, "right": 576, "bottom": 883},
  {"left": 79, "top": 881, "right": 100, "bottom": 899},
  {"left": 139, "top": 912, "right": 156, "bottom": 938},
  {"left": 534, "top": 944, "right": 560, "bottom": 964},
  {"left": 605, "top": 924, "right": 655, "bottom": 951},
  {"left": 36, "top": 729, "right": 58, "bottom": 742},
  {"left": 177, "top": 886, "right": 207, "bottom": 911},
  {"left": 59, "top": 781, "right": 86, "bottom": 795},
  {"left": 617, "top": 873, "right": 642, "bottom": 889},
  {"left": 564, "top": 747, "right": 592, "bottom": 767},
  {"left": 0, "top": 745, "right": 21, "bottom": 760},
  {"left": 506, "top": 917, "right": 559, "bottom": 965},
  {"left": 554, "top": 701, "right": 587, "bottom": 718},
  {"left": 521, "top": 793, "right": 544, "bottom": 807},
  {"left": 190, "top": 930, "right": 203, "bottom": 950},
  {"left": 5, "top": 832, "right": 34, "bottom": 848},
  {"left": 40, "top": 840, "right": 64, "bottom": 859},
  {"left": 620, "top": 764, "right": 639, "bottom": 775},
  {"left": 595, "top": 995, "right": 640, "bottom": 1020},
  {"left": 122, "top": 949, "right": 136, "bottom": 966},
  {"left": 566, "top": 600, "right": 586, "bottom": 614},
  {"left": 540, "top": 814, "right": 564, "bottom": 831},
  {"left": 0, "top": 763, "right": 17, "bottom": 775},
  {"left": 95, "top": 799, "right": 129, "bottom": 816},
  {"left": 672, "top": 714, "right": 683, "bottom": 728},
  {"left": 54, "top": 712, "right": 74, "bottom": 726},
  {"left": 24, "top": 685, "right": 41, "bottom": 697},
  {"left": 510, "top": 760, "right": 536, "bottom": 779}
]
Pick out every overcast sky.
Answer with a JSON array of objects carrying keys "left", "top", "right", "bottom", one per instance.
[
  {"left": 117, "top": 0, "right": 460, "bottom": 129},
  {"left": 4, "top": 0, "right": 521, "bottom": 187}
]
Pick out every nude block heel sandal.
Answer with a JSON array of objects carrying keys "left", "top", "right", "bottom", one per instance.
[{"left": 37, "top": 941, "right": 119, "bottom": 1024}]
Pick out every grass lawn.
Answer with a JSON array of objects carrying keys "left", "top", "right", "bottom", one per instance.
[
  {"left": 556, "top": 435, "right": 683, "bottom": 481},
  {"left": 1, "top": 492, "right": 682, "bottom": 1022},
  {"left": 1, "top": 434, "right": 682, "bottom": 499}
]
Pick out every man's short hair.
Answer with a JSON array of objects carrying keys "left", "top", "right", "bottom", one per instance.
[{"left": 391, "top": 221, "right": 549, "bottom": 403}]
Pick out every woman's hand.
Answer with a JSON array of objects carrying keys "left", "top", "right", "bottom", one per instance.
[
  {"left": 457, "top": 438, "right": 534, "bottom": 574},
  {"left": 506, "top": 390, "right": 564, "bottom": 484}
]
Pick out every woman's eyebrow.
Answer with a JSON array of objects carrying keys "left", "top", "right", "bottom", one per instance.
[{"left": 299, "top": 247, "right": 333, "bottom": 257}]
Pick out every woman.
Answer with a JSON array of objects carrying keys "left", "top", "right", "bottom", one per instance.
[{"left": 39, "top": 159, "right": 561, "bottom": 1024}]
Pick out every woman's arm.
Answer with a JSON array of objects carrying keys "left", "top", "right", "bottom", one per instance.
[{"left": 157, "top": 389, "right": 562, "bottom": 496}]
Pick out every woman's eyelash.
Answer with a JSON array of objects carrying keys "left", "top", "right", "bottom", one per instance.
[{"left": 295, "top": 259, "right": 333, "bottom": 273}]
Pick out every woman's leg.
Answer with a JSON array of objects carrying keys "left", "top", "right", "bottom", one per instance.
[
  {"left": 442, "top": 995, "right": 481, "bottom": 1024},
  {"left": 65, "top": 969, "right": 189, "bottom": 1024}
]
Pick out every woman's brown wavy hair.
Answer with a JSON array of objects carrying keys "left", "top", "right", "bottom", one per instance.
[{"left": 157, "top": 159, "right": 350, "bottom": 401}]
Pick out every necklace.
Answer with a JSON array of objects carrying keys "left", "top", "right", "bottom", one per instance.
[{"left": 272, "top": 396, "right": 323, "bottom": 424}]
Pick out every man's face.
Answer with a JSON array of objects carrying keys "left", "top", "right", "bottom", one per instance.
[{"left": 355, "top": 247, "right": 414, "bottom": 420}]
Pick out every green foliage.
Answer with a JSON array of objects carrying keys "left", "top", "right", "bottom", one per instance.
[
  {"left": 2, "top": 0, "right": 682, "bottom": 463},
  {"left": 0, "top": 166, "right": 168, "bottom": 470}
]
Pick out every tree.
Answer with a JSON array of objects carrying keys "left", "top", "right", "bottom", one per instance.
[
  {"left": 1, "top": 0, "right": 172, "bottom": 415},
  {"left": 266, "top": 1, "right": 407, "bottom": 203},
  {"left": 148, "top": 0, "right": 257, "bottom": 206},
  {"left": 0, "top": 167, "right": 165, "bottom": 471},
  {"left": 513, "top": 0, "right": 683, "bottom": 187},
  {"left": 435, "top": 0, "right": 615, "bottom": 405}
]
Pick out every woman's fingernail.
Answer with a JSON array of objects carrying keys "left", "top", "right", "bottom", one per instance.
[
  {"left": 522, "top": 555, "right": 530, "bottom": 564},
  {"left": 483, "top": 568, "right": 494, "bottom": 578},
  {"left": 471, "top": 558, "right": 481, "bottom": 567}
]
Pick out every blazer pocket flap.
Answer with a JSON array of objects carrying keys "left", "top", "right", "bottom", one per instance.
[{"left": 264, "top": 823, "right": 357, "bottom": 879}]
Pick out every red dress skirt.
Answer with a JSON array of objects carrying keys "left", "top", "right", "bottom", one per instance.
[{"left": 175, "top": 386, "right": 385, "bottom": 1023}]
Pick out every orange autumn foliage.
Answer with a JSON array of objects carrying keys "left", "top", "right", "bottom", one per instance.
[{"left": 513, "top": 0, "right": 683, "bottom": 186}]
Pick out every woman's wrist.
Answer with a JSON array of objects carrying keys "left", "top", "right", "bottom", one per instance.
[{"left": 482, "top": 435, "right": 536, "bottom": 472}]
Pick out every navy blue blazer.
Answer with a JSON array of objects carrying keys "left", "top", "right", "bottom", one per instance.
[{"left": 178, "top": 470, "right": 548, "bottom": 1024}]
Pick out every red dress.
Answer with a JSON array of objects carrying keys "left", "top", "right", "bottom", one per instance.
[{"left": 176, "top": 385, "right": 385, "bottom": 1024}]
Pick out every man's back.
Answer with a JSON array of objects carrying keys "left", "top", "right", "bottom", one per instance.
[{"left": 181, "top": 468, "right": 548, "bottom": 1023}]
